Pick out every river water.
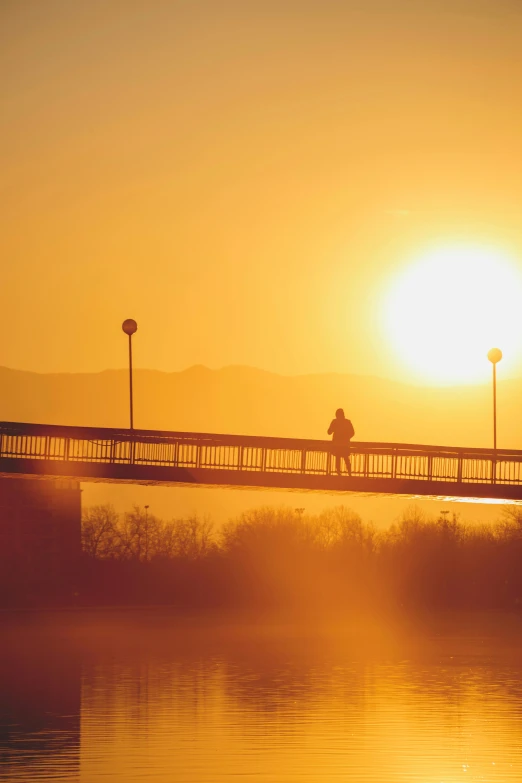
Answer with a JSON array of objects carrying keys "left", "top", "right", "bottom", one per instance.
[{"left": 1, "top": 611, "right": 522, "bottom": 782}]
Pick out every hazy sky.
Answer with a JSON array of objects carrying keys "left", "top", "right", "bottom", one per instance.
[{"left": 3, "top": 0, "right": 522, "bottom": 383}]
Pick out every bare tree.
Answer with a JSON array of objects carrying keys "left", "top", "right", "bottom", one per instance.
[
  {"left": 315, "top": 506, "right": 367, "bottom": 548},
  {"left": 82, "top": 504, "right": 120, "bottom": 558},
  {"left": 497, "top": 505, "right": 522, "bottom": 540},
  {"left": 221, "top": 506, "right": 317, "bottom": 556},
  {"left": 165, "top": 515, "right": 214, "bottom": 559},
  {"left": 118, "top": 505, "right": 163, "bottom": 561}
]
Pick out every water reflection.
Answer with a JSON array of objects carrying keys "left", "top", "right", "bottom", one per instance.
[
  {"left": 1, "top": 612, "right": 522, "bottom": 781},
  {"left": 0, "top": 618, "right": 81, "bottom": 780}
]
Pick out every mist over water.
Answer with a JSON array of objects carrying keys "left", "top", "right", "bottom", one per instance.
[{"left": 2, "top": 611, "right": 522, "bottom": 782}]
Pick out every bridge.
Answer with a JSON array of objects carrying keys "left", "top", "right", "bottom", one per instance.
[{"left": 1, "top": 420, "right": 522, "bottom": 501}]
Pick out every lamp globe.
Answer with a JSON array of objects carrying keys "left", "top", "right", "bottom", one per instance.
[
  {"left": 122, "top": 319, "right": 138, "bottom": 336},
  {"left": 487, "top": 348, "right": 502, "bottom": 364}
]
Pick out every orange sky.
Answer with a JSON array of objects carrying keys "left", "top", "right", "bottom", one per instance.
[{"left": 2, "top": 0, "right": 522, "bottom": 383}]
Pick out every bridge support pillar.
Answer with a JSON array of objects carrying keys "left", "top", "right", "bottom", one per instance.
[{"left": 0, "top": 477, "right": 81, "bottom": 606}]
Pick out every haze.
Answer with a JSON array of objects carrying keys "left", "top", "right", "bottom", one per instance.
[
  {"left": 4, "top": 6, "right": 522, "bottom": 780},
  {"left": 3, "top": 0, "right": 522, "bottom": 383}
]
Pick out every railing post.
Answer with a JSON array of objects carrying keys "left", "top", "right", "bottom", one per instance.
[
  {"left": 238, "top": 446, "right": 243, "bottom": 471},
  {"left": 261, "top": 447, "right": 266, "bottom": 472},
  {"left": 427, "top": 455, "right": 433, "bottom": 482},
  {"left": 457, "top": 452, "right": 463, "bottom": 484},
  {"left": 300, "top": 449, "right": 306, "bottom": 474},
  {"left": 64, "top": 438, "right": 69, "bottom": 462}
]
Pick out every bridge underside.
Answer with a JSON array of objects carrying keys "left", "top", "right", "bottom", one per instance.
[{"left": 2, "top": 458, "right": 522, "bottom": 502}]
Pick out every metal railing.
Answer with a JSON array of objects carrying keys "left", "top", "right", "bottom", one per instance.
[{"left": 1, "top": 421, "right": 522, "bottom": 488}]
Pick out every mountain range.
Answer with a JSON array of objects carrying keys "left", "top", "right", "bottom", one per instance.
[{"left": 0, "top": 364, "right": 520, "bottom": 450}]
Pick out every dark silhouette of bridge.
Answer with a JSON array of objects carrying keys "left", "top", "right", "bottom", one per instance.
[{"left": 1, "top": 421, "right": 522, "bottom": 501}]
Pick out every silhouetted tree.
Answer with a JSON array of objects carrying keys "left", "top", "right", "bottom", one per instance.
[
  {"left": 166, "top": 515, "right": 214, "bottom": 559},
  {"left": 497, "top": 505, "right": 522, "bottom": 539},
  {"left": 81, "top": 504, "right": 120, "bottom": 558},
  {"left": 117, "top": 505, "right": 163, "bottom": 561},
  {"left": 72, "top": 501, "right": 522, "bottom": 614}
]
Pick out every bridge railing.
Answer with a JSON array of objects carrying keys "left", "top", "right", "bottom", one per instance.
[{"left": 1, "top": 421, "right": 522, "bottom": 485}]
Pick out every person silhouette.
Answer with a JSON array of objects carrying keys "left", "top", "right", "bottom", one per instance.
[{"left": 327, "top": 408, "right": 354, "bottom": 476}]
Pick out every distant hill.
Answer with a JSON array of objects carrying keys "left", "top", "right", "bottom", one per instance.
[{"left": 0, "top": 364, "right": 520, "bottom": 450}]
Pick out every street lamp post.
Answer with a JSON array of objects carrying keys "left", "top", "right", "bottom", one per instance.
[
  {"left": 122, "top": 319, "right": 138, "bottom": 430},
  {"left": 487, "top": 347, "right": 502, "bottom": 452}
]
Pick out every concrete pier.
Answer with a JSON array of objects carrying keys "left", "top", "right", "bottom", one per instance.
[{"left": 0, "top": 477, "right": 81, "bottom": 602}]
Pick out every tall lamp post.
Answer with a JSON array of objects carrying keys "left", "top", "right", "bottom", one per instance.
[
  {"left": 487, "top": 347, "right": 502, "bottom": 452},
  {"left": 122, "top": 319, "right": 138, "bottom": 430}
]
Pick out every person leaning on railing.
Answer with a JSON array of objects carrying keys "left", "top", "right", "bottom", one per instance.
[{"left": 327, "top": 408, "right": 354, "bottom": 476}]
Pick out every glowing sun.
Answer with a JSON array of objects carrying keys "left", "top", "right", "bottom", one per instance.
[{"left": 384, "top": 245, "right": 522, "bottom": 385}]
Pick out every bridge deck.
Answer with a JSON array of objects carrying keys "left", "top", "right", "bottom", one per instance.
[{"left": 1, "top": 421, "right": 522, "bottom": 501}]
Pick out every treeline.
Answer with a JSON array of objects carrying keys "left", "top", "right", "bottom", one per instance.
[
  {"left": 76, "top": 504, "right": 522, "bottom": 613},
  {"left": 82, "top": 505, "right": 214, "bottom": 561}
]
